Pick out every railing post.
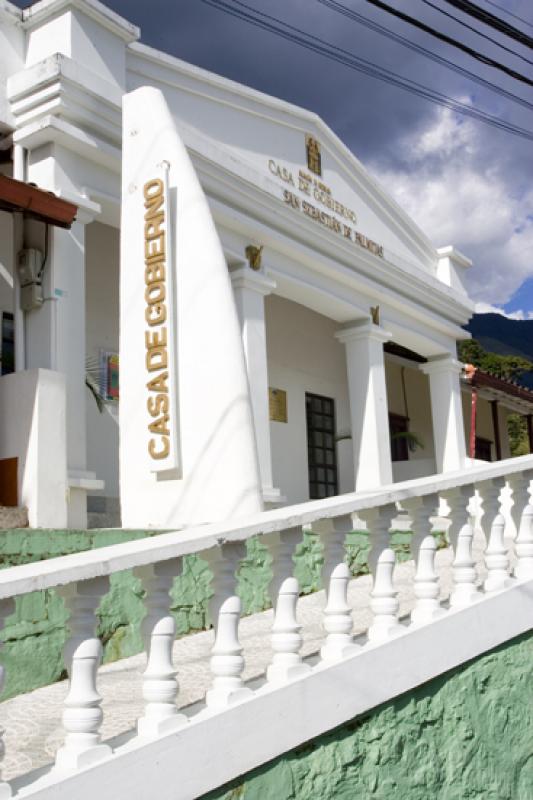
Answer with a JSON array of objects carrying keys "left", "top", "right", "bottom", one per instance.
[
  {"left": 55, "top": 577, "right": 111, "bottom": 772},
  {"left": 205, "top": 542, "right": 252, "bottom": 709},
  {"left": 477, "top": 478, "right": 511, "bottom": 592},
  {"left": 314, "top": 515, "right": 359, "bottom": 662},
  {"left": 400, "top": 493, "right": 439, "bottom": 562},
  {"left": 135, "top": 558, "right": 187, "bottom": 737},
  {"left": 265, "top": 527, "right": 311, "bottom": 684},
  {"left": 442, "top": 485, "right": 480, "bottom": 608},
  {"left": 359, "top": 504, "right": 401, "bottom": 642},
  {"left": 0, "top": 598, "right": 14, "bottom": 799},
  {"left": 267, "top": 527, "right": 302, "bottom": 605},
  {"left": 411, "top": 536, "right": 443, "bottom": 625},
  {"left": 514, "top": 475, "right": 533, "bottom": 580},
  {"left": 507, "top": 471, "right": 532, "bottom": 541}
]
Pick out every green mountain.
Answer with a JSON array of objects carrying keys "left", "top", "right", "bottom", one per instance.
[{"left": 464, "top": 314, "right": 533, "bottom": 389}]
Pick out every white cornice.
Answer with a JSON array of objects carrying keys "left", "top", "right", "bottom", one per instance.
[
  {"left": 22, "top": 0, "right": 139, "bottom": 42},
  {"left": 0, "top": 1, "right": 22, "bottom": 24},
  {"left": 127, "top": 44, "right": 439, "bottom": 265}
]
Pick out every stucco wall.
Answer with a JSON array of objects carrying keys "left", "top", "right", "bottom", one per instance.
[
  {"left": 265, "top": 295, "right": 353, "bottom": 503},
  {"left": 204, "top": 630, "right": 533, "bottom": 800}
]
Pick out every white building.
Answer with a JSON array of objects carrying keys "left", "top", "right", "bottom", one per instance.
[{"left": 0, "top": 0, "right": 530, "bottom": 529}]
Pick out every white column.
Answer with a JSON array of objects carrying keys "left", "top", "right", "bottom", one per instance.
[
  {"left": 335, "top": 321, "right": 392, "bottom": 491},
  {"left": 421, "top": 356, "right": 466, "bottom": 473},
  {"left": 231, "top": 266, "right": 281, "bottom": 504}
]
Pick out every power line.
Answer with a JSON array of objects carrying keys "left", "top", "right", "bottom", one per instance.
[
  {"left": 420, "top": 0, "right": 533, "bottom": 65},
  {"left": 364, "top": 0, "right": 533, "bottom": 83},
  {"left": 316, "top": 0, "right": 533, "bottom": 113},
  {"left": 481, "top": 0, "right": 533, "bottom": 32},
  {"left": 199, "top": 0, "right": 533, "bottom": 142},
  {"left": 441, "top": 0, "right": 533, "bottom": 48}
]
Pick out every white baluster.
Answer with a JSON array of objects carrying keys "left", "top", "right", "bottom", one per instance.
[
  {"left": 477, "top": 478, "right": 505, "bottom": 542},
  {"left": 411, "top": 536, "right": 444, "bottom": 625},
  {"left": 484, "top": 514, "right": 513, "bottom": 591},
  {"left": 314, "top": 515, "right": 359, "bottom": 662},
  {"left": 0, "top": 598, "right": 14, "bottom": 799},
  {"left": 441, "top": 485, "right": 472, "bottom": 552},
  {"left": 515, "top": 498, "right": 533, "bottom": 580},
  {"left": 267, "top": 527, "right": 302, "bottom": 605},
  {"left": 135, "top": 559, "right": 187, "bottom": 738},
  {"left": 367, "top": 548, "right": 402, "bottom": 642},
  {"left": 450, "top": 523, "right": 479, "bottom": 608},
  {"left": 359, "top": 503, "right": 397, "bottom": 575},
  {"left": 400, "top": 493, "right": 438, "bottom": 562},
  {"left": 55, "top": 577, "right": 111, "bottom": 772},
  {"left": 205, "top": 543, "right": 252, "bottom": 709},
  {"left": 507, "top": 471, "right": 532, "bottom": 541},
  {"left": 267, "top": 576, "right": 311, "bottom": 684}
]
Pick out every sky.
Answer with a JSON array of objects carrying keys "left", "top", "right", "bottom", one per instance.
[{"left": 14, "top": 0, "right": 533, "bottom": 316}]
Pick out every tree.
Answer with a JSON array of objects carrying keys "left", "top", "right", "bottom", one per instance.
[{"left": 458, "top": 339, "right": 533, "bottom": 381}]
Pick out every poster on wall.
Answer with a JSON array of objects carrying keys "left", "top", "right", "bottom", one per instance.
[{"left": 99, "top": 350, "right": 119, "bottom": 401}]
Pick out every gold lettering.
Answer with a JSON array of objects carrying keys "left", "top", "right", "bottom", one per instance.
[
  {"left": 148, "top": 436, "right": 169, "bottom": 460},
  {"left": 147, "top": 393, "right": 169, "bottom": 417},
  {"left": 145, "top": 327, "right": 167, "bottom": 350},
  {"left": 147, "top": 371, "right": 169, "bottom": 393},
  {"left": 149, "top": 414, "right": 170, "bottom": 436},
  {"left": 146, "top": 345, "right": 167, "bottom": 372},
  {"left": 145, "top": 302, "right": 167, "bottom": 326},
  {"left": 145, "top": 260, "right": 166, "bottom": 285},
  {"left": 145, "top": 234, "right": 166, "bottom": 261},
  {"left": 145, "top": 281, "right": 166, "bottom": 306}
]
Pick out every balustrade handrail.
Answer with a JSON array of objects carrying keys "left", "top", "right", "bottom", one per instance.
[{"left": 0, "top": 454, "right": 531, "bottom": 600}]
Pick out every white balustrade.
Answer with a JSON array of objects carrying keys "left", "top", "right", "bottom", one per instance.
[
  {"left": 267, "top": 576, "right": 311, "bottom": 684},
  {"left": 411, "top": 536, "right": 443, "bottom": 625},
  {"left": 514, "top": 492, "right": 533, "bottom": 580},
  {"left": 135, "top": 559, "right": 187, "bottom": 737},
  {"left": 400, "top": 493, "right": 439, "bottom": 561},
  {"left": 55, "top": 577, "right": 111, "bottom": 772},
  {"left": 507, "top": 471, "right": 532, "bottom": 541},
  {"left": 315, "top": 515, "right": 359, "bottom": 662},
  {"left": 205, "top": 542, "right": 251, "bottom": 709},
  {"left": 0, "top": 598, "right": 14, "bottom": 799},
  {"left": 367, "top": 548, "right": 402, "bottom": 642},
  {"left": 0, "top": 457, "right": 532, "bottom": 797},
  {"left": 267, "top": 527, "right": 302, "bottom": 605}
]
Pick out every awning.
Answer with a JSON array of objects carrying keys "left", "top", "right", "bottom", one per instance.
[{"left": 0, "top": 175, "right": 77, "bottom": 229}]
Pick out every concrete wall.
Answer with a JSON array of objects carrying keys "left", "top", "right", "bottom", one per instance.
[
  {"left": 85, "top": 221, "right": 120, "bottom": 499},
  {"left": 0, "top": 211, "right": 14, "bottom": 361},
  {"left": 204, "top": 630, "right": 533, "bottom": 800},
  {"left": 265, "top": 295, "right": 353, "bottom": 503},
  {"left": 0, "top": 368, "right": 67, "bottom": 526}
]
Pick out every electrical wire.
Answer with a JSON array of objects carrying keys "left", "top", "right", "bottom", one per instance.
[
  {"left": 316, "top": 0, "right": 533, "bottom": 112},
  {"left": 364, "top": 0, "right": 533, "bottom": 83},
  {"left": 441, "top": 0, "right": 533, "bottom": 49},
  {"left": 199, "top": 0, "right": 533, "bottom": 141},
  {"left": 420, "top": 0, "right": 533, "bottom": 65},
  {"left": 481, "top": 0, "right": 533, "bottom": 32}
]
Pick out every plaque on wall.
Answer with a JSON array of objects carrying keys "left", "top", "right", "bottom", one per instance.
[{"left": 269, "top": 388, "right": 287, "bottom": 423}]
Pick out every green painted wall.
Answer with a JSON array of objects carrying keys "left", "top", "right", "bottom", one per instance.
[
  {"left": 203, "top": 631, "right": 533, "bottom": 800},
  {"left": 0, "top": 528, "right": 420, "bottom": 699}
]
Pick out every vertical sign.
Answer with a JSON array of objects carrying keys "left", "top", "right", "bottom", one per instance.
[{"left": 143, "top": 162, "right": 179, "bottom": 474}]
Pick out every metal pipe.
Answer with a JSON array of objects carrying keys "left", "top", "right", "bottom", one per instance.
[
  {"left": 12, "top": 143, "right": 26, "bottom": 371},
  {"left": 469, "top": 387, "right": 478, "bottom": 459}
]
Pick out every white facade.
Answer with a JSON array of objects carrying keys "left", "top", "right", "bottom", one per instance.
[{"left": 0, "top": 0, "right": 496, "bottom": 528}]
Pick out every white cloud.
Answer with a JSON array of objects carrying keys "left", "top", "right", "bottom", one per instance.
[
  {"left": 369, "top": 107, "right": 533, "bottom": 309},
  {"left": 474, "top": 302, "right": 533, "bottom": 320}
]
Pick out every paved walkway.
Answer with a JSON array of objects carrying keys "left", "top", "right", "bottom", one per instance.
[{"left": 0, "top": 536, "right": 493, "bottom": 785}]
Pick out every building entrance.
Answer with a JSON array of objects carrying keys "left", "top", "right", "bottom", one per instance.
[{"left": 305, "top": 392, "right": 338, "bottom": 499}]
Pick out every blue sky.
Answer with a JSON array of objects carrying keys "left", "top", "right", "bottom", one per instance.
[{"left": 12, "top": 0, "right": 533, "bottom": 315}]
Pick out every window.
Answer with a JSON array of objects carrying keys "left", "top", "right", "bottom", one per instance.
[
  {"left": 475, "top": 436, "right": 492, "bottom": 462},
  {"left": 305, "top": 393, "right": 338, "bottom": 499},
  {"left": 389, "top": 413, "right": 409, "bottom": 462},
  {"left": 1, "top": 312, "right": 14, "bottom": 376}
]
